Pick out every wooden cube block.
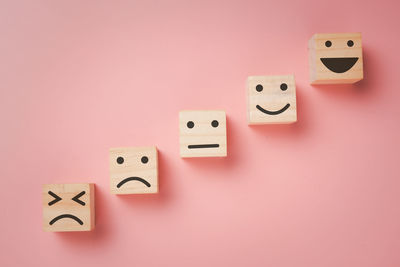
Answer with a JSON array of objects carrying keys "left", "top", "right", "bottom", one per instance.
[
  {"left": 42, "top": 183, "right": 95, "bottom": 232},
  {"left": 247, "top": 75, "right": 297, "bottom": 125},
  {"left": 308, "top": 32, "right": 363, "bottom": 84},
  {"left": 109, "top": 146, "right": 158, "bottom": 194},
  {"left": 179, "top": 110, "right": 227, "bottom": 157}
]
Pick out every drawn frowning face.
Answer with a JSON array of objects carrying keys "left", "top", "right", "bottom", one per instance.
[
  {"left": 109, "top": 146, "right": 158, "bottom": 194},
  {"left": 43, "top": 183, "right": 95, "bottom": 232}
]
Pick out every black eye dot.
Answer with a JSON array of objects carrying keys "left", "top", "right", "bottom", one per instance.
[
  {"left": 116, "top": 157, "right": 124, "bottom": 164},
  {"left": 211, "top": 120, "right": 219, "bottom": 127},
  {"left": 256, "top": 84, "right": 263, "bottom": 92},
  {"left": 325, "top": 40, "right": 332, "bottom": 47},
  {"left": 347, "top": 40, "right": 354, "bottom": 47},
  {"left": 187, "top": 121, "right": 194, "bottom": 128},
  {"left": 141, "top": 156, "right": 149, "bottom": 164},
  {"left": 280, "top": 83, "right": 288, "bottom": 91}
]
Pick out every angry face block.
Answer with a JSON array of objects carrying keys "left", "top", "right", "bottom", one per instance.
[{"left": 42, "top": 183, "right": 95, "bottom": 232}]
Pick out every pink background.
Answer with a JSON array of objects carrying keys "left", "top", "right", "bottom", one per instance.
[{"left": 1, "top": 0, "right": 400, "bottom": 266}]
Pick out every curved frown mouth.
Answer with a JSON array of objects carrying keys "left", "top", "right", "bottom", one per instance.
[
  {"left": 320, "top": 57, "right": 359, "bottom": 73},
  {"left": 49, "top": 214, "right": 83, "bottom": 225},
  {"left": 256, "top": 103, "right": 290, "bottom": 115},
  {"left": 117, "top": 177, "right": 151, "bottom": 188}
]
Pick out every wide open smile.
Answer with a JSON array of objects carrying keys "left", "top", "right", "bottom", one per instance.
[
  {"left": 256, "top": 104, "right": 290, "bottom": 115},
  {"left": 320, "top": 57, "right": 359, "bottom": 73},
  {"left": 117, "top": 177, "right": 151, "bottom": 188}
]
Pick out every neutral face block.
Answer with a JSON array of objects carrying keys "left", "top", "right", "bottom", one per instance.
[
  {"left": 308, "top": 32, "right": 363, "bottom": 84},
  {"left": 179, "top": 110, "right": 227, "bottom": 157},
  {"left": 109, "top": 146, "right": 158, "bottom": 194},
  {"left": 247, "top": 75, "right": 297, "bottom": 125},
  {"left": 42, "top": 183, "right": 95, "bottom": 232}
]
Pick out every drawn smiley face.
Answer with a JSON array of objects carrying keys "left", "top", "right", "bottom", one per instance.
[
  {"left": 109, "top": 146, "right": 158, "bottom": 194},
  {"left": 309, "top": 33, "right": 363, "bottom": 84},
  {"left": 42, "top": 183, "right": 95, "bottom": 232},
  {"left": 179, "top": 110, "right": 227, "bottom": 157},
  {"left": 247, "top": 75, "right": 297, "bottom": 124},
  {"left": 320, "top": 39, "right": 359, "bottom": 73}
]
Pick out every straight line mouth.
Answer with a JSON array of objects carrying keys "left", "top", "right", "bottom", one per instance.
[{"left": 188, "top": 144, "right": 220, "bottom": 149}]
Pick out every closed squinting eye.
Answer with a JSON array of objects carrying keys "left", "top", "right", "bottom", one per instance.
[
  {"left": 72, "top": 191, "right": 86, "bottom": 206},
  {"left": 48, "top": 191, "right": 62, "bottom": 206}
]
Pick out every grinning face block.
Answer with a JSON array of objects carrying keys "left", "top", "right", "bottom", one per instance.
[
  {"left": 308, "top": 32, "right": 363, "bottom": 84},
  {"left": 247, "top": 75, "right": 297, "bottom": 124},
  {"left": 42, "top": 183, "right": 95, "bottom": 232},
  {"left": 179, "top": 110, "right": 227, "bottom": 157},
  {"left": 109, "top": 146, "right": 158, "bottom": 194}
]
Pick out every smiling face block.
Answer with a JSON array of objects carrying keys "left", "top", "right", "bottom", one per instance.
[
  {"left": 42, "top": 183, "right": 95, "bottom": 232},
  {"left": 179, "top": 110, "right": 227, "bottom": 157},
  {"left": 247, "top": 75, "right": 297, "bottom": 125},
  {"left": 109, "top": 146, "right": 158, "bottom": 194},
  {"left": 308, "top": 33, "right": 363, "bottom": 84}
]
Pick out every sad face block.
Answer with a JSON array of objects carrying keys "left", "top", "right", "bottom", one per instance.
[
  {"left": 308, "top": 33, "right": 363, "bottom": 84},
  {"left": 109, "top": 146, "right": 158, "bottom": 194},
  {"left": 247, "top": 75, "right": 297, "bottom": 124},
  {"left": 42, "top": 183, "right": 95, "bottom": 232},
  {"left": 179, "top": 110, "right": 227, "bottom": 157}
]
